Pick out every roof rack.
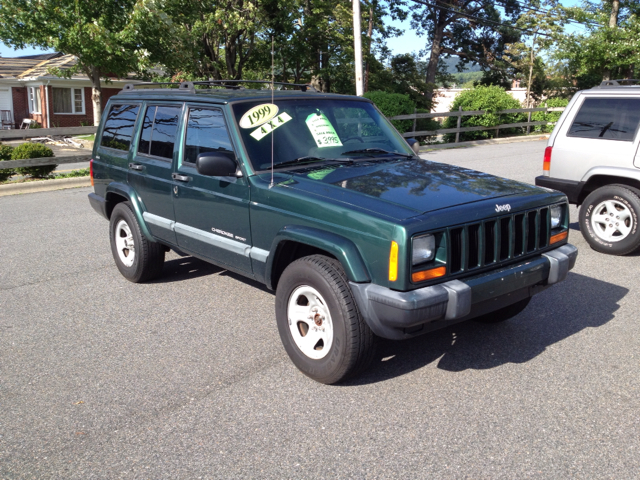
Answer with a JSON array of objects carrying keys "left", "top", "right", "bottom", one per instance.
[
  {"left": 120, "top": 79, "right": 317, "bottom": 94},
  {"left": 598, "top": 79, "right": 640, "bottom": 87}
]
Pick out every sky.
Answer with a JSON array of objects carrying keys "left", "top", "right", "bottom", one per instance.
[{"left": 0, "top": 0, "right": 587, "bottom": 60}]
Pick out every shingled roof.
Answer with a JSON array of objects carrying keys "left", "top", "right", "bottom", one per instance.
[{"left": 0, "top": 54, "right": 77, "bottom": 79}]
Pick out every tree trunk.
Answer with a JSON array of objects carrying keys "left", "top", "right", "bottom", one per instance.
[
  {"left": 604, "top": 0, "right": 620, "bottom": 81},
  {"left": 86, "top": 66, "right": 103, "bottom": 126},
  {"left": 424, "top": 19, "right": 447, "bottom": 103},
  {"left": 609, "top": 0, "right": 620, "bottom": 28}
]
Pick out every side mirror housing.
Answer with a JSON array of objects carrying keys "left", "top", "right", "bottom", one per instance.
[
  {"left": 406, "top": 138, "right": 420, "bottom": 155},
  {"left": 196, "top": 153, "right": 238, "bottom": 178}
]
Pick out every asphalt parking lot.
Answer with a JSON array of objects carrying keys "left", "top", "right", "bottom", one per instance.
[{"left": 1, "top": 139, "right": 638, "bottom": 478}]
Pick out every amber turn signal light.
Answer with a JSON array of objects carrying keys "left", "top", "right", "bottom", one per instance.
[
  {"left": 550, "top": 230, "right": 568, "bottom": 244},
  {"left": 388, "top": 241, "right": 399, "bottom": 282},
  {"left": 412, "top": 266, "right": 446, "bottom": 283}
]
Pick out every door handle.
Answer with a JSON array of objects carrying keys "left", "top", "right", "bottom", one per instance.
[
  {"left": 172, "top": 173, "right": 191, "bottom": 182},
  {"left": 129, "top": 163, "right": 145, "bottom": 171}
]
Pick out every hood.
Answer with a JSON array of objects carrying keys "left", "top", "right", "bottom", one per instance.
[{"left": 283, "top": 158, "right": 543, "bottom": 220}]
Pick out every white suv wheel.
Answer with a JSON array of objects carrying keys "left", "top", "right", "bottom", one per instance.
[{"left": 590, "top": 199, "right": 633, "bottom": 242}]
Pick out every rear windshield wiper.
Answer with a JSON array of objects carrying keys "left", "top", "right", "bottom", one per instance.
[
  {"left": 341, "top": 148, "right": 415, "bottom": 159},
  {"left": 274, "top": 156, "right": 353, "bottom": 168}
]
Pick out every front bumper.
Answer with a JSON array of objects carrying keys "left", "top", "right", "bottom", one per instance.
[{"left": 350, "top": 243, "right": 578, "bottom": 340}]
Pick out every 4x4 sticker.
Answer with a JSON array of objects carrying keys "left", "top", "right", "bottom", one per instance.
[
  {"left": 306, "top": 113, "right": 343, "bottom": 148},
  {"left": 250, "top": 112, "right": 293, "bottom": 140},
  {"left": 239, "top": 103, "right": 279, "bottom": 128}
]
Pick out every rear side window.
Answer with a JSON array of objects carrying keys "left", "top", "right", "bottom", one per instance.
[
  {"left": 568, "top": 97, "right": 640, "bottom": 141},
  {"left": 100, "top": 104, "right": 140, "bottom": 151},
  {"left": 184, "top": 107, "right": 234, "bottom": 164},
  {"left": 138, "top": 105, "right": 182, "bottom": 160}
]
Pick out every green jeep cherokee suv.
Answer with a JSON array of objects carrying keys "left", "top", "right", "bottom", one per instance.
[{"left": 88, "top": 81, "right": 577, "bottom": 384}]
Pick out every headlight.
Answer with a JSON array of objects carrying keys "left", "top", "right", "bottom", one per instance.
[
  {"left": 550, "top": 205, "right": 563, "bottom": 229},
  {"left": 412, "top": 234, "right": 435, "bottom": 265}
]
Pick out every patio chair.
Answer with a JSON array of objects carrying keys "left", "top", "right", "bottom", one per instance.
[{"left": 0, "top": 110, "right": 13, "bottom": 129}]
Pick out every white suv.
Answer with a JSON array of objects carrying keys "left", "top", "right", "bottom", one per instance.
[{"left": 536, "top": 80, "right": 640, "bottom": 255}]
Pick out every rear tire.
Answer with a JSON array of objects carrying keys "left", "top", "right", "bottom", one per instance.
[
  {"left": 473, "top": 298, "right": 531, "bottom": 324},
  {"left": 109, "top": 202, "right": 165, "bottom": 283},
  {"left": 275, "top": 255, "right": 375, "bottom": 384},
  {"left": 579, "top": 185, "right": 640, "bottom": 255}
]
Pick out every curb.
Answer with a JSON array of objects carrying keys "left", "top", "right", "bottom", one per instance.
[
  {"left": 419, "top": 134, "right": 549, "bottom": 152},
  {"left": 0, "top": 176, "right": 91, "bottom": 197}
]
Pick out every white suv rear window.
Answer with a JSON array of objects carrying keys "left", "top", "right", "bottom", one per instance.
[{"left": 568, "top": 97, "right": 640, "bottom": 141}]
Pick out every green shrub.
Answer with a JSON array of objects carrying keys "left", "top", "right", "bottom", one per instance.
[
  {"left": 0, "top": 144, "right": 15, "bottom": 182},
  {"left": 531, "top": 98, "right": 570, "bottom": 133},
  {"left": 12, "top": 143, "right": 57, "bottom": 178},
  {"left": 363, "top": 91, "right": 416, "bottom": 133},
  {"left": 443, "top": 86, "right": 526, "bottom": 142}
]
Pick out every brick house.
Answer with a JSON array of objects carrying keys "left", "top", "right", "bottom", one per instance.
[{"left": 0, "top": 53, "right": 139, "bottom": 129}]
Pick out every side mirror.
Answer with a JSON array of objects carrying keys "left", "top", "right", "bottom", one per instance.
[
  {"left": 196, "top": 153, "right": 238, "bottom": 178},
  {"left": 406, "top": 138, "right": 420, "bottom": 155}
]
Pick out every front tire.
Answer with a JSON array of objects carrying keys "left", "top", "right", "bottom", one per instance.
[
  {"left": 109, "top": 202, "right": 165, "bottom": 283},
  {"left": 579, "top": 185, "right": 640, "bottom": 255},
  {"left": 275, "top": 255, "right": 375, "bottom": 384}
]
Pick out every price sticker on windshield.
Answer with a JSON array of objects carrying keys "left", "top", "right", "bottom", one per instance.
[
  {"left": 249, "top": 112, "right": 293, "bottom": 140},
  {"left": 239, "top": 103, "right": 279, "bottom": 129},
  {"left": 305, "top": 113, "right": 343, "bottom": 148}
]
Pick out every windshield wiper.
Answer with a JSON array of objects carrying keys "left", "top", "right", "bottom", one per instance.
[
  {"left": 275, "top": 156, "right": 353, "bottom": 168},
  {"left": 341, "top": 148, "right": 415, "bottom": 159}
]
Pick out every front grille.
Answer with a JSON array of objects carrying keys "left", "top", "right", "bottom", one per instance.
[{"left": 448, "top": 207, "right": 550, "bottom": 275}]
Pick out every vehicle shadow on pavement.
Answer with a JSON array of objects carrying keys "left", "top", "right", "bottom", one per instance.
[
  {"left": 345, "top": 272, "right": 628, "bottom": 385},
  {"left": 150, "top": 256, "right": 225, "bottom": 283},
  {"left": 151, "top": 256, "right": 274, "bottom": 292}
]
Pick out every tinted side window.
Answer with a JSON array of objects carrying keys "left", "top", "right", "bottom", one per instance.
[
  {"left": 100, "top": 104, "right": 140, "bottom": 151},
  {"left": 184, "top": 107, "right": 234, "bottom": 164},
  {"left": 138, "top": 105, "right": 182, "bottom": 159},
  {"left": 568, "top": 98, "right": 640, "bottom": 141}
]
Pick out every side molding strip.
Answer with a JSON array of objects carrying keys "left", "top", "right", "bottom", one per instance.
[
  {"left": 141, "top": 213, "right": 268, "bottom": 262},
  {"left": 173, "top": 223, "right": 251, "bottom": 257},
  {"left": 143, "top": 212, "right": 175, "bottom": 231}
]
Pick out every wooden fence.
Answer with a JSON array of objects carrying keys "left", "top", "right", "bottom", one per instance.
[
  {"left": 389, "top": 106, "right": 566, "bottom": 142},
  {"left": 0, "top": 126, "right": 96, "bottom": 170},
  {"left": 0, "top": 106, "right": 566, "bottom": 171}
]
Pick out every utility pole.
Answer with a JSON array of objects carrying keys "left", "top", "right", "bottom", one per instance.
[{"left": 353, "top": 0, "right": 364, "bottom": 96}]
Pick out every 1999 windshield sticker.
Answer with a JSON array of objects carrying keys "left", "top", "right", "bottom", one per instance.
[
  {"left": 305, "top": 113, "right": 343, "bottom": 148},
  {"left": 249, "top": 112, "right": 293, "bottom": 140},
  {"left": 239, "top": 104, "right": 279, "bottom": 129}
]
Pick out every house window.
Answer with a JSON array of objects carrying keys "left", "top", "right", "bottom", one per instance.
[
  {"left": 28, "top": 87, "right": 41, "bottom": 114},
  {"left": 53, "top": 87, "right": 85, "bottom": 114}
]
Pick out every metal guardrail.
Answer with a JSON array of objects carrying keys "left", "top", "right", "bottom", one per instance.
[{"left": 390, "top": 106, "right": 566, "bottom": 141}]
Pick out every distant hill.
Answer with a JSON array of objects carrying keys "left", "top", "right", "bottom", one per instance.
[{"left": 442, "top": 56, "right": 481, "bottom": 74}]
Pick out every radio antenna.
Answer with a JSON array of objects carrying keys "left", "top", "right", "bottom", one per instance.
[{"left": 269, "top": 36, "right": 275, "bottom": 188}]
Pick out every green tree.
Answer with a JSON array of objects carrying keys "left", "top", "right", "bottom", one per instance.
[
  {"left": 556, "top": 0, "right": 640, "bottom": 83},
  {"left": 133, "top": 0, "right": 262, "bottom": 82},
  {"left": 0, "top": 0, "right": 144, "bottom": 125},
  {"left": 390, "top": 0, "right": 522, "bottom": 102},
  {"left": 506, "top": 0, "right": 567, "bottom": 106}
]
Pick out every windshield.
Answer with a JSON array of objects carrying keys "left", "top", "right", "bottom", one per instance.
[{"left": 231, "top": 98, "right": 414, "bottom": 171}]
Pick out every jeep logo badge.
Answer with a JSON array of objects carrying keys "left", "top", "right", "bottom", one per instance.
[{"left": 495, "top": 204, "right": 511, "bottom": 212}]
